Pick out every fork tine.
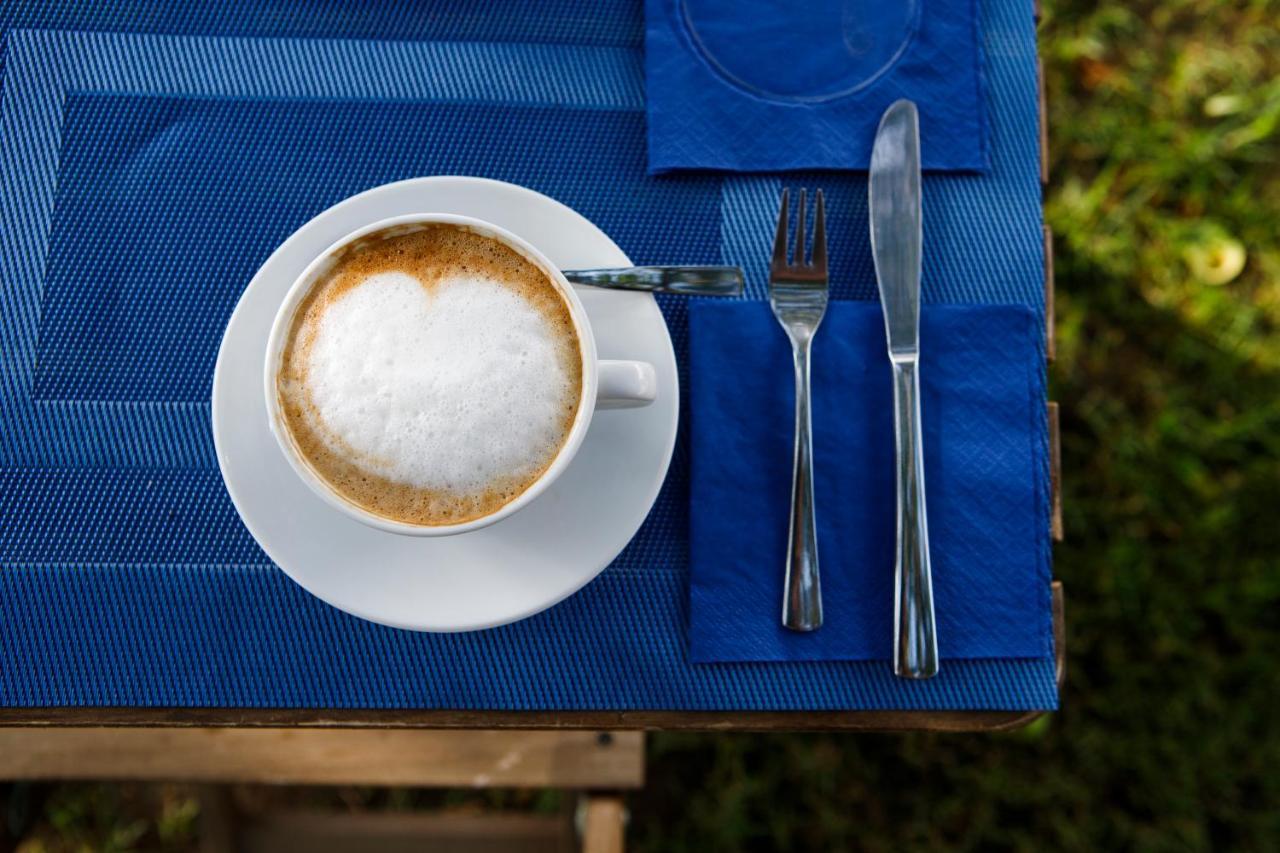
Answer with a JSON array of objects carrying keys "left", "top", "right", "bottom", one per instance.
[
  {"left": 812, "top": 189, "right": 827, "bottom": 272},
  {"left": 794, "top": 188, "right": 807, "bottom": 266},
  {"left": 771, "top": 188, "right": 790, "bottom": 271}
]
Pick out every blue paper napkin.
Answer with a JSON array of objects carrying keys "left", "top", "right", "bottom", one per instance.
[
  {"left": 645, "top": 0, "right": 987, "bottom": 173},
  {"left": 689, "top": 301, "right": 1051, "bottom": 662}
]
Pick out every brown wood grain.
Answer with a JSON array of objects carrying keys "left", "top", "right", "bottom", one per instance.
[
  {"left": 0, "top": 728, "right": 644, "bottom": 788},
  {"left": 0, "top": 707, "right": 1046, "bottom": 732},
  {"left": 1044, "top": 225, "right": 1056, "bottom": 362},
  {"left": 1052, "top": 577, "right": 1066, "bottom": 687},
  {"left": 0, "top": 708, "right": 1041, "bottom": 732},
  {"left": 581, "top": 795, "right": 626, "bottom": 853},
  {"left": 1049, "top": 403, "right": 1063, "bottom": 541}
]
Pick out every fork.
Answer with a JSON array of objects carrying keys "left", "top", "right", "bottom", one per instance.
[{"left": 769, "top": 188, "right": 829, "bottom": 632}]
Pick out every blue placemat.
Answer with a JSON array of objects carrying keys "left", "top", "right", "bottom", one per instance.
[
  {"left": 689, "top": 303, "right": 1051, "bottom": 663},
  {"left": 645, "top": 0, "right": 987, "bottom": 173},
  {"left": 0, "top": 0, "right": 1053, "bottom": 710}
]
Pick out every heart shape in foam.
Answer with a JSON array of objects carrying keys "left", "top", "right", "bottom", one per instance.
[{"left": 302, "top": 271, "right": 579, "bottom": 494}]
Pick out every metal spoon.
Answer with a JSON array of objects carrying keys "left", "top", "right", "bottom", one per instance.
[{"left": 564, "top": 266, "right": 742, "bottom": 296}]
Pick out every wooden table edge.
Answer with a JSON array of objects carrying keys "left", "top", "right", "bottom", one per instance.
[
  {"left": 4, "top": 254, "right": 1065, "bottom": 734},
  {"left": 0, "top": 708, "right": 1046, "bottom": 733},
  {"left": 5, "top": 8, "right": 1063, "bottom": 738}
]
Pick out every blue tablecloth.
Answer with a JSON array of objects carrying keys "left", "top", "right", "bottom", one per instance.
[{"left": 0, "top": 0, "right": 1054, "bottom": 710}]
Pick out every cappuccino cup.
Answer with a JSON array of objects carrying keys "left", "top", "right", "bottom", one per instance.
[{"left": 264, "top": 214, "right": 657, "bottom": 536}]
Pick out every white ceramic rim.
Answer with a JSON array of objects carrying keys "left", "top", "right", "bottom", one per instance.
[
  {"left": 262, "top": 212, "right": 600, "bottom": 537},
  {"left": 212, "top": 175, "right": 678, "bottom": 631}
]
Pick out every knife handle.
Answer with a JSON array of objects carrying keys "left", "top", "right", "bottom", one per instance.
[
  {"left": 891, "top": 358, "right": 939, "bottom": 678},
  {"left": 563, "top": 266, "right": 743, "bottom": 296}
]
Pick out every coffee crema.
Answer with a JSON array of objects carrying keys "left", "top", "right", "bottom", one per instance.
[{"left": 276, "top": 225, "right": 584, "bottom": 526}]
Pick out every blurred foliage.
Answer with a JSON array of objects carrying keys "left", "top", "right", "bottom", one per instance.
[
  {"left": 9, "top": 786, "right": 197, "bottom": 853},
  {"left": 4, "top": 0, "right": 1278, "bottom": 850}
]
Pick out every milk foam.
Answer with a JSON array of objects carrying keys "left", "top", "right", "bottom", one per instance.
[
  {"left": 301, "top": 271, "right": 577, "bottom": 496},
  {"left": 278, "top": 225, "right": 583, "bottom": 525}
]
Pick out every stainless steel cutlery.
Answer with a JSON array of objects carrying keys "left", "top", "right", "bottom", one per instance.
[
  {"left": 769, "top": 188, "right": 829, "bottom": 632},
  {"left": 565, "top": 266, "right": 742, "bottom": 296},
  {"left": 870, "top": 99, "right": 939, "bottom": 679},
  {"left": 650, "top": 103, "right": 936, "bottom": 672}
]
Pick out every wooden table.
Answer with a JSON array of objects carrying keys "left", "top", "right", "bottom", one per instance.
[
  {"left": 0, "top": 7, "right": 1060, "bottom": 852},
  {"left": 0, "top": 116, "right": 1066, "bottom": 736},
  {"left": 3, "top": 187, "right": 1066, "bottom": 734},
  {"left": 1, "top": 225, "right": 1065, "bottom": 734}
]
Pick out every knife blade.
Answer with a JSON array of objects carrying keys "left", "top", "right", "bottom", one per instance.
[
  {"left": 869, "top": 100, "right": 923, "bottom": 359},
  {"left": 869, "top": 99, "right": 939, "bottom": 679}
]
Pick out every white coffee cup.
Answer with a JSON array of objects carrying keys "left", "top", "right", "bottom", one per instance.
[{"left": 264, "top": 213, "right": 657, "bottom": 537}]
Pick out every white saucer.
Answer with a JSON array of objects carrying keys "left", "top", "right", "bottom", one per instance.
[{"left": 212, "top": 177, "right": 679, "bottom": 631}]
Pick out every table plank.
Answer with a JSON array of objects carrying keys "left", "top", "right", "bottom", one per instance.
[
  {"left": 1049, "top": 403, "right": 1064, "bottom": 541},
  {"left": 0, "top": 0, "right": 1060, "bottom": 728},
  {"left": 1045, "top": 225, "right": 1056, "bottom": 362},
  {"left": 581, "top": 796, "right": 625, "bottom": 853},
  {"left": 0, "top": 728, "right": 644, "bottom": 788}
]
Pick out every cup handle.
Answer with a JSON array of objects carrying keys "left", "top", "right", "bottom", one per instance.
[{"left": 596, "top": 360, "right": 657, "bottom": 410}]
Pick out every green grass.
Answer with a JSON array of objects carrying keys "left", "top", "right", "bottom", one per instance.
[{"left": 5, "top": 1, "right": 1279, "bottom": 850}]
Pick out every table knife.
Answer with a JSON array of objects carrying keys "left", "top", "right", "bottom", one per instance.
[{"left": 870, "top": 99, "right": 939, "bottom": 679}]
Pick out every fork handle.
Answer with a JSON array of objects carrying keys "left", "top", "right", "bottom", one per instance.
[
  {"left": 891, "top": 358, "right": 939, "bottom": 678},
  {"left": 783, "top": 341, "right": 822, "bottom": 632}
]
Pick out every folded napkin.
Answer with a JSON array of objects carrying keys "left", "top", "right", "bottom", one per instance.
[
  {"left": 645, "top": 0, "right": 988, "bottom": 173},
  {"left": 689, "top": 301, "right": 1051, "bottom": 663}
]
